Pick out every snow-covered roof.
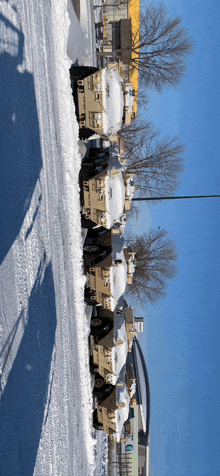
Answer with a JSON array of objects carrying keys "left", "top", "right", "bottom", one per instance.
[
  {"left": 104, "top": 234, "right": 128, "bottom": 311},
  {"left": 113, "top": 313, "right": 127, "bottom": 343},
  {"left": 110, "top": 251, "right": 127, "bottom": 310},
  {"left": 101, "top": 69, "right": 124, "bottom": 136},
  {"left": 111, "top": 314, "right": 128, "bottom": 380},
  {"left": 114, "top": 366, "right": 131, "bottom": 441},
  {"left": 105, "top": 172, "right": 125, "bottom": 228}
]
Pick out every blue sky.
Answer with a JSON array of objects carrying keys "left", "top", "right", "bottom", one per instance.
[{"left": 129, "top": 0, "right": 220, "bottom": 474}]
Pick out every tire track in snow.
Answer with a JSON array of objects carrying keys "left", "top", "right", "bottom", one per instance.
[{"left": 19, "top": 0, "right": 95, "bottom": 475}]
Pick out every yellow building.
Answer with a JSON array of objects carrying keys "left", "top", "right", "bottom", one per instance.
[
  {"left": 95, "top": 0, "right": 140, "bottom": 114},
  {"left": 128, "top": 0, "right": 139, "bottom": 115}
]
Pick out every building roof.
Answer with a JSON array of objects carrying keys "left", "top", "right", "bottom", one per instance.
[{"left": 132, "top": 337, "right": 151, "bottom": 445}]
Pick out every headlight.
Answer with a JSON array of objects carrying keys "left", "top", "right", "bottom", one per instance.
[
  {"left": 104, "top": 297, "right": 111, "bottom": 309},
  {"left": 106, "top": 373, "right": 113, "bottom": 383},
  {"left": 103, "top": 276, "right": 110, "bottom": 285},
  {"left": 97, "top": 211, "right": 107, "bottom": 225},
  {"left": 92, "top": 112, "right": 103, "bottom": 129}
]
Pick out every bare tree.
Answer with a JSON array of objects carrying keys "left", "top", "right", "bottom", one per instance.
[
  {"left": 118, "top": 118, "right": 154, "bottom": 144},
  {"left": 119, "top": 118, "right": 184, "bottom": 198},
  {"left": 118, "top": 118, "right": 157, "bottom": 164},
  {"left": 126, "top": 228, "right": 178, "bottom": 304},
  {"left": 125, "top": 134, "right": 185, "bottom": 198},
  {"left": 130, "top": 2, "right": 193, "bottom": 92}
]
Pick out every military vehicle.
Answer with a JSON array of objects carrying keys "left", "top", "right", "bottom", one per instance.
[
  {"left": 93, "top": 362, "right": 137, "bottom": 442},
  {"left": 80, "top": 155, "right": 135, "bottom": 229},
  {"left": 90, "top": 303, "right": 137, "bottom": 388},
  {"left": 84, "top": 235, "right": 136, "bottom": 311},
  {"left": 70, "top": 65, "right": 135, "bottom": 139}
]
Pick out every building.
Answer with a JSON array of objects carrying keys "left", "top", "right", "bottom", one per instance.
[
  {"left": 134, "top": 317, "right": 144, "bottom": 333},
  {"left": 112, "top": 337, "right": 150, "bottom": 476},
  {"left": 94, "top": 0, "right": 140, "bottom": 114}
]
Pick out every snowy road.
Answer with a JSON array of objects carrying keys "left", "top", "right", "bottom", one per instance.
[{"left": 0, "top": 1, "right": 104, "bottom": 475}]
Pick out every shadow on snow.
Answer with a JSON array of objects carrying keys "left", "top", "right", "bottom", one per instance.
[
  {"left": 0, "top": 13, "right": 42, "bottom": 264},
  {"left": 0, "top": 261, "right": 57, "bottom": 476}
]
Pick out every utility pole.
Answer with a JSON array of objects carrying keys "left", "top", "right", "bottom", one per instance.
[{"left": 132, "top": 194, "right": 220, "bottom": 202}]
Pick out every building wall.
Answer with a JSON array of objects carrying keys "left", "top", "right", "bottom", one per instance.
[{"left": 128, "top": 0, "right": 139, "bottom": 113}]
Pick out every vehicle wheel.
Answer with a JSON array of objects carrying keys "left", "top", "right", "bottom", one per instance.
[
  {"left": 81, "top": 216, "right": 97, "bottom": 230},
  {"left": 69, "top": 66, "right": 99, "bottom": 81},
  {"left": 79, "top": 127, "right": 96, "bottom": 140},
  {"left": 82, "top": 157, "right": 95, "bottom": 166},
  {"left": 90, "top": 317, "right": 112, "bottom": 337},
  {"left": 84, "top": 245, "right": 101, "bottom": 254},
  {"left": 93, "top": 374, "right": 113, "bottom": 397},
  {"left": 93, "top": 410, "right": 103, "bottom": 431},
  {"left": 80, "top": 164, "right": 97, "bottom": 182},
  {"left": 84, "top": 246, "right": 107, "bottom": 262},
  {"left": 84, "top": 249, "right": 108, "bottom": 272}
]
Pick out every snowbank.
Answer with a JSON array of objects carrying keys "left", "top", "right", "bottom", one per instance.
[{"left": 0, "top": 1, "right": 98, "bottom": 475}]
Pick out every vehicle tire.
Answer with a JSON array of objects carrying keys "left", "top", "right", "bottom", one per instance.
[
  {"left": 93, "top": 374, "right": 113, "bottom": 397},
  {"left": 80, "top": 164, "right": 97, "bottom": 181},
  {"left": 90, "top": 316, "right": 112, "bottom": 337},
  {"left": 79, "top": 127, "right": 96, "bottom": 140},
  {"left": 69, "top": 65, "right": 99, "bottom": 81},
  {"left": 93, "top": 410, "right": 103, "bottom": 431},
  {"left": 81, "top": 216, "right": 97, "bottom": 229},
  {"left": 84, "top": 247, "right": 107, "bottom": 267},
  {"left": 84, "top": 245, "right": 101, "bottom": 254},
  {"left": 82, "top": 157, "right": 95, "bottom": 166}
]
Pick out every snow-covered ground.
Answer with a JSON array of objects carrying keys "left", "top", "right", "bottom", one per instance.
[{"left": 0, "top": 1, "right": 106, "bottom": 475}]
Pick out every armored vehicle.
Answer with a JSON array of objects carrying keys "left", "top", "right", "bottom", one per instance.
[
  {"left": 70, "top": 65, "right": 135, "bottom": 139},
  {"left": 84, "top": 233, "right": 136, "bottom": 311},
  {"left": 93, "top": 363, "right": 137, "bottom": 442},
  {"left": 80, "top": 156, "right": 135, "bottom": 229},
  {"left": 91, "top": 304, "right": 137, "bottom": 388}
]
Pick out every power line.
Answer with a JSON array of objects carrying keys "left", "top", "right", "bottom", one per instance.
[{"left": 132, "top": 194, "right": 220, "bottom": 201}]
